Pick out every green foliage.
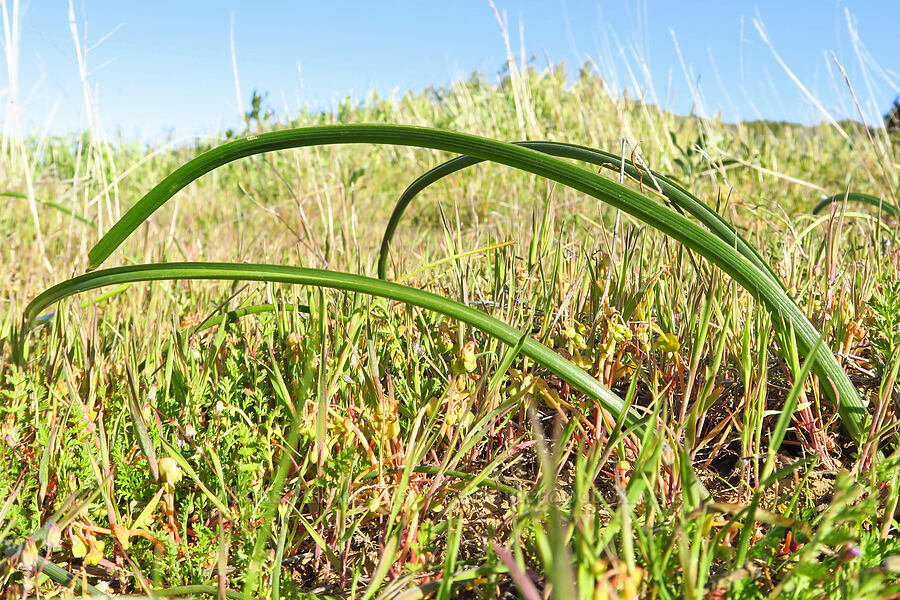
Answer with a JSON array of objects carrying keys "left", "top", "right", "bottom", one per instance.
[
  {"left": 867, "top": 279, "right": 900, "bottom": 371},
  {"left": 2, "top": 66, "right": 899, "bottom": 599}
]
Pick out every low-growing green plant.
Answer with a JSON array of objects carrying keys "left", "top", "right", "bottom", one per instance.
[
  {"left": 27, "top": 125, "right": 868, "bottom": 445},
  {"left": 2, "top": 48, "right": 899, "bottom": 597},
  {"left": 9, "top": 122, "right": 888, "bottom": 598}
]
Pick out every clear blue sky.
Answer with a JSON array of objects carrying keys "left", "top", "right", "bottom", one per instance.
[{"left": 5, "top": 1, "right": 899, "bottom": 143}]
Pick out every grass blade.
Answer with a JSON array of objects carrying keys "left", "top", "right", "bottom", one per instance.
[{"left": 1, "top": 190, "right": 97, "bottom": 228}]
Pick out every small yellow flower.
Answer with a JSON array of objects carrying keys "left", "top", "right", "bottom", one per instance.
[
  {"left": 452, "top": 340, "right": 478, "bottom": 374},
  {"left": 435, "top": 324, "right": 455, "bottom": 354},
  {"left": 85, "top": 539, "right": 105, "bottom": 566},
  {"left": 608, "top": 317, "right": 633, "bottom": 344},
  {"left": 158, "top": 457, "right": 183, "bottom": 489},
  {"left": 655, "top": 332, "right": 680, "bottom": 354}
]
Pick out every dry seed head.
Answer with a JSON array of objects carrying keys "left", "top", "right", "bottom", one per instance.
[
  {"left": 20, "top": 539, "right": 38, "bottom": 569},
  {"left": 46, "top": 522, "right": 61, "bottom": 550}
]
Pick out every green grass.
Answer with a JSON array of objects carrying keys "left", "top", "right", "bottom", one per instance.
[{"left": 2, "top": 64, "right": 900, "bottom": 599}]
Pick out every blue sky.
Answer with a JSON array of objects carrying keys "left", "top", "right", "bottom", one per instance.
[{"left": 5, "top": 1, "right": 900, "bottom": 143}]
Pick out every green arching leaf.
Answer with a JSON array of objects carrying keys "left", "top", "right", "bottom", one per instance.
[
  {"left": 811, "top": 191, "right": 899, "bottom": 220},
  {"left": 24, "top": 261, "right": 640, "bottom": 433},
  {"left": 86, "top": 127, "right": 767, "bottom": 278},
  {"left": 376, "top": 140, "right": 779, "bottom": 286},
  {"left": 72, "top": 124, "right": 865, "bottom": 444}
]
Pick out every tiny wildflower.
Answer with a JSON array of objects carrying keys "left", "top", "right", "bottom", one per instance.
[
  {"left": 656, "top": 332, "right": 680, "bottom": 354},
  {"left": 158, "top": 457, "right": 183, "bottom": 489}
]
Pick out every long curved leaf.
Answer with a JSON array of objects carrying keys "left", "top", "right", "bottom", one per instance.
[
  {"left": 25, "top": 262, "right": 641, "bottom": 433},
  {"left": 376, "top": 141, "right": 780, "bottom": 286},
  {"left": 811, "top": 192, "right": 899, "bottom": 219},
  {"left": 76, "top": 125, "right": 866, "bottom": 444}
]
